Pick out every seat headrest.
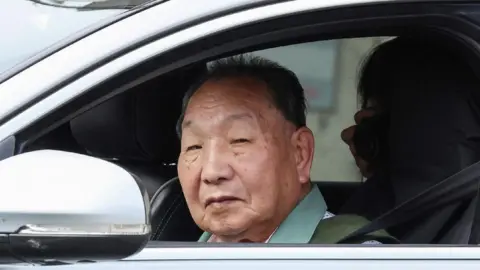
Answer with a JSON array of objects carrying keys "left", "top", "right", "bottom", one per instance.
[{"left": 70, "top": 66, "right": 205, "bottom": 162}]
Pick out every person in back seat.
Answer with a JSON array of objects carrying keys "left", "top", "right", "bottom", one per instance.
[
  {"left": 340, "top": 35, "right": 480, "bottom": 243},
  {"left": 174, "top": 55, "right": 395, "bottom": 244}
]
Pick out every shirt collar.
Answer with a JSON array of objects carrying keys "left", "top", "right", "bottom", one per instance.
[{"left": 198, "top": 185, "right": 327, "bottom": 243}]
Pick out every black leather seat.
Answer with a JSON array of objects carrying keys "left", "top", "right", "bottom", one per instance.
[
  {"left": 69, "top": 66, "right": 204, "bottom": 241},
  {"left": 149, "top": 177, "right": 202, "bottom": 241}
]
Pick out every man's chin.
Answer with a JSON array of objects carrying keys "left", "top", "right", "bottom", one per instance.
[{"left": 206, "top": 218, "right": 250, "bottom": 237}]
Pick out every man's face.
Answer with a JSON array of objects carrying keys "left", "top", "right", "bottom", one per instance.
[{"left": 177, "top": 77, "right": 314, "bottom": 242}]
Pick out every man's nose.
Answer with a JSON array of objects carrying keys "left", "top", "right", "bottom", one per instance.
[{"left": 201, "top": 146, "right": 234, "bottom": 184}]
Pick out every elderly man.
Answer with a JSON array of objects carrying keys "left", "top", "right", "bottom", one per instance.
[{"left": 175, "top": 56, "right": 393, "bottom": 244}]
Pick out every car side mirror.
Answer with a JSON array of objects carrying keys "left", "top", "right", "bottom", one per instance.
[{"left": 0, "top": 150, "right": 150, "bottom": 265}]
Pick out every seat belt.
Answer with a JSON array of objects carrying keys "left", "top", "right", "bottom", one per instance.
[{"left": 338, "top": 159, "right": 480, "bottom": 244}]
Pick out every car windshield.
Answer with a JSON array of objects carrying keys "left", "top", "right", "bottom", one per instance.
[{"left": 0, "top": 0, "right": 151, "bottom": 75}]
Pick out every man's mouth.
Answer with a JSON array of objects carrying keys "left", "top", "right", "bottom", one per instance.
[{"left": 205, "top": 196, "right": 240, "bottom": 207}]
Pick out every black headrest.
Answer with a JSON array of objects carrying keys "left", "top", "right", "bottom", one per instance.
[{"left": 70, "top": 66, "right": 205, "bottom": 162}]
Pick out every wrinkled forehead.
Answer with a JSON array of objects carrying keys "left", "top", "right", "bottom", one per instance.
[{"left": 183, "top": 77, "right": 275, "bottom": 122}]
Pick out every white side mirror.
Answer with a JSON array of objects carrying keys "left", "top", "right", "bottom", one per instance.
[{"left": 0, "top": 150, "right": 150, "bottom": 265}]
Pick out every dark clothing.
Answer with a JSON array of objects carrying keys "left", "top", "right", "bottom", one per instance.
[{"left": 340, "top": 38, "right": 480, "bottom": 243}]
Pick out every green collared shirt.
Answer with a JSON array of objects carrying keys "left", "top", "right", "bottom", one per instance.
[{"left": 198, "top": 185, "right": 327, "bottom": 243}]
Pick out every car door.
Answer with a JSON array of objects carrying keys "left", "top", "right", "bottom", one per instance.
[{"left": 4, "top": 0, "right": 480, "bottom": 268}]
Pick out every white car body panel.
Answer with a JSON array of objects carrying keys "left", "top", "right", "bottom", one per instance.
[
  {"left": 126, "top": 246, "right": 480, "bottom": 260},
  {"left": 10, "top": 246, "right": 480, "bottom": 269}
]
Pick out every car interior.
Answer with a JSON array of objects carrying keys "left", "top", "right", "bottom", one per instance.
[
  {"left": 8, "top": 4, "right": 480, "bottom": 244},
  {"left": 15, "top": 40, "right": 372, "bottom": 242}
]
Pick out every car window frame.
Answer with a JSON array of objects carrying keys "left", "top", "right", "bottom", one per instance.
[
  {"left": 3, "top": 0, "right": 480, "bottom": 260},
  {"left": 2, "top": 0, "right": 477, "bottom": 144},
  {"left": 0, "top": 0, "right": 279, "bottom": 127}
]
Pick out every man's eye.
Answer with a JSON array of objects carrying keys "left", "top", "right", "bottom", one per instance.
[
  {"left": 186, "top": 145, "right": 202, "bottom": 151},
  {"left": 231, "top": 138, "right": 250, "bottom": 144}
]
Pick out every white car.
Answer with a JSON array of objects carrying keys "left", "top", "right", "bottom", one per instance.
[{"left": 1, "top": 0, "right": 480, "bottom": 268}]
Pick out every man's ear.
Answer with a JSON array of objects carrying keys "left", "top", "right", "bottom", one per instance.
[{"left": 291, "top": 126, "right": 315, "bottom": 184}]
